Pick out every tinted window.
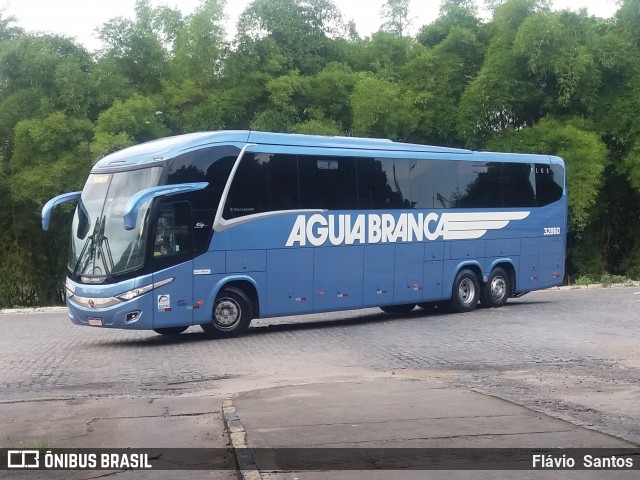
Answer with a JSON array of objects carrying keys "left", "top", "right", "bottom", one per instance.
[
  {"left": 167, "top": 145, "right": 239, "bottom": 254},
  {"left": 458, "top": 162, "right": 503, "bottom": 209},
  {"left": 502, "top": 163, "right": 536, "bottom": 207},
  {"left": 151, "top": 202, "right": 192, "bottom": 270},
  {"left": 536, "top": 163, "right": 564, "bottom": 206},
  {"left": 167, "top": 145, "right": 239, "bottom": 211},
  {"left": 358, "top": 158, "right": 412, "bottom": 209},
  {"left": 224, "top": 153, "right": 299, "bottom": 219},
  {"left": 299, "top": 155, "right": 358, "bottom": 210},
  {"left": 410, "top": 160, "right": 458, "bottom": 209}
]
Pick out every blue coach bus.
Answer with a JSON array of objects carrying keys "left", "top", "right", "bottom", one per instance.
[{"left": 42, "top": 131, "right": 566, "bottom": 338}]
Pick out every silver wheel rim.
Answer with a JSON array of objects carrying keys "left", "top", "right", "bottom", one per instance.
[
  {"left": 490, "top": 276, "right": 507, "bottom": 302},
  {"left": 458, "top": 278, "right": 475, "bottom": 305},
  {"left": 213, "top": 298, "right": 240, "bottom": 330}
]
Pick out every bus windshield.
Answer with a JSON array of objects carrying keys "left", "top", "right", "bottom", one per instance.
[{"left": 69, "top": 167, "right": 163, "bottom": 279}]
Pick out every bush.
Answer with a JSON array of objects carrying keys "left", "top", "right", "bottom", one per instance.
[
  {"left": 600, "top": 274, "right": 627, "bottom": 287},
  {"left": 574, "top": 275, "right": 594, "bottom": 286}
]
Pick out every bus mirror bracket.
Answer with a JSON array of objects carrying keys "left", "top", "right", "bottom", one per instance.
[
  {"left": 41, "top": 191, "right": 82, "bottom": 231},
  {"left": 123, "top": 182, "right": 208, "bottom": 230}
]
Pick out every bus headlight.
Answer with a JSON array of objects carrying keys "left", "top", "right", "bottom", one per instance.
[
  {"left": 65, "top": 279, "right": 75, "bottom": 298},
  {"left": 116, "top": 277, "right": 174, "bottom": 301}
]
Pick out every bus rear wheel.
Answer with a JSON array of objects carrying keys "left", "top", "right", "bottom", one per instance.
[
  {"left": 380, "top": 304, "right": 416, "bottom": 314},
  {"left": 153, "top": 326, "right": 188, "bottom": 335},
  {"left": 450, "top": 269, "right": 480, "bottom": 313},
  {"left": 201, "top": 287, "right": 253, "bottom": 338},
  {"left": 480, "top": 267, "right": 510, "bottom": 308}
]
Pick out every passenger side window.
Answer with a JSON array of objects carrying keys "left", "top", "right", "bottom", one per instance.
[
  {"left": 502, "top": 163, "right": 536, "bottom": 208},
  {"left": 357, "top": 158, "right": 412, "bottom": 209},
  {"left": 458, "top": 162, "right": 503, "bottom": 209},
  {"left": 298, "top": 155, "right": 358, "bottom": 210},
  {"left": 224, "top": 153, "right": 299, "bottom": 219},
  {"left": 536, "top": 164, "right": 564, "bottom": 206},
  {"left": 410, "top": 160, "right": 458, "bottom": 209}
]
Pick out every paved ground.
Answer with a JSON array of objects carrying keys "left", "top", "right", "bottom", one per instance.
[
  {"left": 230, "top": 379, "right": 637, "bottom": 480},
  {"left": 1, "top": 286, "right": 639, "bottom": 477}
]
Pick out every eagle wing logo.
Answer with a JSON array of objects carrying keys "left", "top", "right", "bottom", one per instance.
[{"left": 438, "top": 212, "right": 530, "bottom": 240}]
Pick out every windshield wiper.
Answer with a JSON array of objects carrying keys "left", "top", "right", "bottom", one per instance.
[
  {"left": 98, "top": 235, "right": 114, "bottom": 277},
  {"left": 73, "top": 215, "right": 105, "bottom": 277},
  {"left": 73, "top": 234, "right": 95, "bottom": 277}
]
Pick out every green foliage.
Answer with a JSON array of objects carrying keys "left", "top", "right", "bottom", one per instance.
[
  {"left": 292, "top": 119, "right": 342, "bottom": 135},
  {"left": 380, "top": 0, "right": 411, "bottom": 37},
  {"left": 160, "top": 81, "right": 226, "bottom": 133},
  {"left": 418, "top": 0, "right": 481, "bottom": 48},
  {"left": 351, "top": 74, "right": 417, "bottom": 139},
  {"left": 406, "top": 26, "right": 485, "bottom": 145},
  {"left": 514, "top": 11, "right": 601, "bottom": 110},
  {"left": 307, "top": 62, "right": 357, "bottom": 131},
  {"left": 98, "top": 0, "right": 181, "bottom": 93},
  {"left": 172, "top": 0, "right": 227, "bottom": 85},
  {"left": 0, "top": 9, "right": 23, "bottom": 42},
  {"left": 600, "top": 273, "right": 627, "bottom": 287},
  {"left": 92, "top": 94, "right": 168, "bottom": 158},
  {"left": 11, "top": 112, "right": 94, "bottom": 203},
  {"left": 267, "top": 70, "right": 310, "bottom": 114},
  {"left": 235, "top": 0, "right": 343, "bottom": 75},
  {"left": 574, "top": 275, "right": 594, "bottom": 286},
  {"left": 489, "top": 117, "right": 607, "bottom": 232}
]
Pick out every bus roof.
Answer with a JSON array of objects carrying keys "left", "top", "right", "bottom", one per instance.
[{"left": 92, "top": 130, "right": 561, "bottom": 169}]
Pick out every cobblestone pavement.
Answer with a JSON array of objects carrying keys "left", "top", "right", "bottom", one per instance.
[{"left": 1, "top": 286, "right": 639, "bottom": 443}]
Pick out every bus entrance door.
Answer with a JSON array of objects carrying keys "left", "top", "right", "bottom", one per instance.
[{"left": 151, "top": 202, "right": 194, "bottom": 329}]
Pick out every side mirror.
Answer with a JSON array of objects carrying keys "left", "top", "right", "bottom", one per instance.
[
  {"left": 41, "top": 192, "right": 82, "bottom": 231},
  {"left": 122, "top": 182, "right": 208, "bottom": 230}
]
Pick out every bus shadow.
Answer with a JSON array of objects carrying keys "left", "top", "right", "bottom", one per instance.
[
  {"left": 92, "top": 308, "right": 443, "bottom": 348},
  {"left": 93, "top": 299, "right": 551, "bottom": 348}
]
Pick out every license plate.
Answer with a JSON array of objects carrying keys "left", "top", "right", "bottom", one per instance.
[{"left": 88, "top": 317, "right": 103, "bottom": 326}]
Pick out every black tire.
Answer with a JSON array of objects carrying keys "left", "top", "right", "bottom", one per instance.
[
  {"left": 153, "top": 326, "right": 188, "bottom": 335},
  {"left": 480, "top": 267, "right": 510, "bottom": 308},
  {"left": 201, "top": 287, "right": 253, "bottom": 338},
  {"left": 380, "top": 304, "right": 416, "bottom": 314},
  {"left": 450, "top": 269, "right": 480, "bottom": 313}
]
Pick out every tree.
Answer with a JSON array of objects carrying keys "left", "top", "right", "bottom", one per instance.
[
  {"left": 172, "top": 0, "right": 227, "bottom": 86},
  {"left": 98, "top": 0, "right": 182, "bottom": 93},
  {"left": 405, "top": 24, "right": 485, "bottom": 146},
  {"left": 4, "top": 112, "right": 93, "bottom": 306},
  {"left": 381, "top": 0, "right": 411, "bottom": 37},
  {"left": 0, "top": 9, "right": 22, "bottom": 42},
  {"left": 457, "top": 0, "right": 551, "bottom": 146},
  {"left": 351, "top": 74, "right": 417, "bottom": 139},
  {"left": 234, "top": 0, "right": 343, "bottom": 75},
  {"left": 92, "top": 94, "right": 168, "bottom": 158},
  {"left": 418, "top": 0, "right": 481, "bottom": 47},
  {"left": 489, "top": 117, "right": 607, "bottom": 232}
]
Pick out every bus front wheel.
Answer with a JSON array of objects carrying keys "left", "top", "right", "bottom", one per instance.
[
  {"left": 450, "top": 269, "right": 480, "bottom": 313},
  {"left": 480, "top": 267, "right": 510, "bottom": 308},
  {"left": 201, "top": 287, "right": 253, "bottom": 338}
]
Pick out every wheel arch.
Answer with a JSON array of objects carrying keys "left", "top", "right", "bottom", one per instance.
[
  {"left": 448, "top": 261, "right": 483, "bottom": 292},
  {"left": 207, "top": 276, "right": 260, "bottom": 320},
  {"left": 486, "top": 260, "right": 516, "bottom": 296}
]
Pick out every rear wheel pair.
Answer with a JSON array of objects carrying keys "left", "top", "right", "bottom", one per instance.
[{"left": 450, "top": 267, "right": 511, "bottom": 312}]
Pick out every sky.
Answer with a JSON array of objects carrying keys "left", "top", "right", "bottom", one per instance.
[{"left": 2, "top": 0, "right": 620, "bottom": 52}]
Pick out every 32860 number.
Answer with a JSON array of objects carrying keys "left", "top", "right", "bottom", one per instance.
[{"left": 544, "top": 227, "right": 561, "bottom": 235}]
